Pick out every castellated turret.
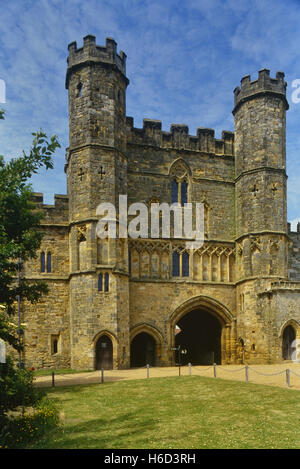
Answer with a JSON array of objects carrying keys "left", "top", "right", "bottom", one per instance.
[
  {"left": 234, "top": 69, "right": 290, "bottom": 362},
  {"left": 65, "top": 35, "right": 128, "bottom": 152},
  {"left": 65, "top": 36, "right": 130, "bottom": 370},
  {"left": 234, "top": 69, "right": 289, "bottom": 280},
  {"left": 65, "top": 35, "right": 128, "bottom": 221},
  {"left": 233, "top": 69, "right": 288, "bottom": 177}
]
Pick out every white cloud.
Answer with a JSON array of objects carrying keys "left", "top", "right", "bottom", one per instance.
[{"left": 0, "top": 0, "right": 299, "bottom": 211}]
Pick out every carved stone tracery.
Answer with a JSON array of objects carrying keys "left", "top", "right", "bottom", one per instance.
[{"left": 129, "top": 239, "right": 235, "bottom": 282}]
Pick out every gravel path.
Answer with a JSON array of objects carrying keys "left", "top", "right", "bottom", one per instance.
[{"left": 34, "top": 363, "right": 300, "bottom": 390}]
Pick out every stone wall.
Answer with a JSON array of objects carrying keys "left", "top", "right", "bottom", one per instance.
[
  {"left": 22, "top": 280, "right": 70, "bottom": 369},
  {"left": 129, "top": 280, "right": 237, "bottom": 365}
]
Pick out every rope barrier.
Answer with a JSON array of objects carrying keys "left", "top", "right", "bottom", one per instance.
[
  {"left": 42, "top": 364, "right": 300, "bottom": 389},
  {"left": 191, "top": 365, "right": 213, "bottom": 372},
  {"left": 247, "top": 367, "right": 286, "bottom": 377},
  {"left": 151, "top": 368, "right": 181, "bottom": 374},
  {"left": 218, "top": 366, "right": 246, "bottom": 373},
  {"left": 109, "top": 366, "right": 148, "bottom": 371}
]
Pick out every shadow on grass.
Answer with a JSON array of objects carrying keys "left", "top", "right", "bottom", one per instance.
[{"left": 31, "top": 411, "right": 160, "bottom": 449}]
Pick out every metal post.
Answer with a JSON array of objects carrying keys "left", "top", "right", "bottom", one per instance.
[
  {"left": 188, "top": 363, "right": 191, "bottom": 376},
  {"left": 286, "top": 369, "right": 290, "bottom": 388},
  {"left": 245, "top": 365, "right": 249, "bottom": 382},
  {"left": 178, "top": 364, "right": 181, "bottom": 377},
  {"left": 213, "top": 363, "right": 217, "bottom": 378},
  {"left": 52, "top": 371, "right": 55, "bottom": 387},
  {"left": 147, "top": 364, "right": 149, "bottom": 378},
  {"left": 101, "top": 368, "right": 104, "bottom": 383}
]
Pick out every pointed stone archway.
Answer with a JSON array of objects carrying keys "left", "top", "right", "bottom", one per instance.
[
  {"left": 279, "top": 320, "right": 300, "bottom": 362},
  {"left": 130, "top": 324, "right": 164, "bottom": 368},
  {"left": 130, "top": 332, "right": 156, "bottom": 367},
  {"left": 282, "top": 325, "right": 295, "bottom": 360},
  {"left": 93, "top": 330, "right": 118, "bottom": 370},
  {"left": 174, "top": 309, "right": 222, "bottom": 365},
  {"left": 169, "top": 296, "right": 235, "bottom": 365},
  {"left": 95, "top": 334, "right": 113, "bottom": 369}
]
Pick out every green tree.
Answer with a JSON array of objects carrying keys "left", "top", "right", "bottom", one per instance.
[{"left": 0, "top": 111, "right": 60, "bottom": 349}]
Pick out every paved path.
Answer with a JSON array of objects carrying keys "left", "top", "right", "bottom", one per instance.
[{"left": 34, "top": 363, "right": 300, "bottom": 390}]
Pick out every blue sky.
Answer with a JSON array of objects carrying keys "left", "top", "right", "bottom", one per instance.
[{"left": 1, "top": 0, "right": 300, "bottom": 227}]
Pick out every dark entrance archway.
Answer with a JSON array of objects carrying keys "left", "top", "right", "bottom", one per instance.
[
  {"left": 282, "top": 325, "right": 296, "bottom": 360},
  {"left": 95, "top": 334, "right": 113, "bottom": 370},
  {"left": 130, "top": 332, "right": 156, "bottom": 367},
  {"left": 175, "top": 309, "right": 222, "bottom": 365}
]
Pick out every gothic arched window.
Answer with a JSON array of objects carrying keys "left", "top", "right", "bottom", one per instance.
[
  {"left": 47, "top": 252, "right": 52, "bottom": 273},
  {"left": 181, "top": 180, "right": 188, "bottom": 206},
  {"left": 41, "top": 252, "right": 45, "bottom": 272},
  {"left": 104, "top": 273, "right": 109, "bottom": 292},
  {"left": 172, "top": 252, "right": 180, "bottom": 277},
  {"left": 98, "top": 273, "right": 103, "bottom": 292},
  {"left": 169, "top": 159, "right": 190, "bottom": 206},
  {"left": 98, "top": 273, "right": 109, "bottom": 292},
  {"left": 171, "top": 180, "right": 179, "bottom": 204},
  {"left": 182, "top": 251, "right": 189, "bottom": 277},
  {"left": 172, "top": 250, "right": 190, "bottom": 278}
]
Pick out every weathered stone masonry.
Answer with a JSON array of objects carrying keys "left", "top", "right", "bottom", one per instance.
[{"left": 20, "top": 35, "right": 300, "bottom": 369}]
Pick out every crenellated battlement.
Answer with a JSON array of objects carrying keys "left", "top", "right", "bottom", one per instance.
[
  {"left": 66, "top": 35, "right": 127, "bottom": 88},
  {"left": 233, "top": 69, "right": 288, "bottom": 114},
  {"left": 31, "top": 193, "right": 69, "bottom": 225},
  {"left": 126, "top": 117, "right": 234, "bottom": 156},
  {"left": 288, "top": 222, "right": 300, "bottom": 235}
]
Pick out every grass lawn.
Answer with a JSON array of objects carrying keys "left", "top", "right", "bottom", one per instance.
[{"left": 28, "top": 376, "right": 300, "bottom": 449}]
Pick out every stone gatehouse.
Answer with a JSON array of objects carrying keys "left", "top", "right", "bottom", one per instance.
[{"left": 20, "top": 35, "right": 300, "bottom": 369}]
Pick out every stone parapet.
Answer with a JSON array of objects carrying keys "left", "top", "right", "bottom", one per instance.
[
  {"left": 233, "top": 69, "right": 288, "bottom": 114},
  {"left": 126, "top": 117, "right": 234, "bottom": 156},
  {"left": 66, "top": 35, "right": 127, "bottom": 88},
  {"left": 31, "top": 192, "right": 69, "bottom": 224}
]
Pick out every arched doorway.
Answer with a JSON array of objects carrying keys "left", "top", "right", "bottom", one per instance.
[
  {"left": 95, "top": 334, "right": 113, "bottom": 370},
  {"left": 174, "top": 309, "right": 222, "bottom": 365},
  {"left": 237, "top": 338, "right": 245, "bottom": 364},
  {"left": 282, "top": 325, "right": 296, "bottom": 360},
  {"left": 130, "top": 332, "right": 156, "bottom": 367}
]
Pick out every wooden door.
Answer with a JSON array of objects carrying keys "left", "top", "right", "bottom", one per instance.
[{"left": 95, "top": 335, "right": 113, "bottom": 370}]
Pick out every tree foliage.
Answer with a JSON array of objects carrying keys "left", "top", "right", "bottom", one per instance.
[
  {"left": 0, "top": 112, "right": 60, "bottom": 347},
  {"left": 0, "top": 356, "right": 42, "bottom": 417}
]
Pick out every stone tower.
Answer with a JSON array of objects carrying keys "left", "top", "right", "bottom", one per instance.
[
  {"left": 20, "top": 36, "right": 300, "bottom": 370},
  {"left": 65, "top": 35, "right": 130, "bottom": 369},
  {"left": 233, "top": 69, "right": 290, "bottom": 360}
]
